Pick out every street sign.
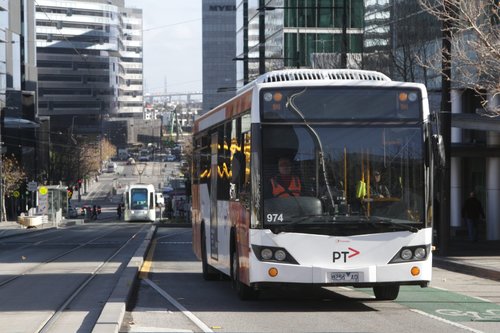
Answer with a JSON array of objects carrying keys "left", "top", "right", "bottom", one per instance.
[
  {"left": 27, "top": 181, "right": 38, "bottom": 192},
  {"left": 13, "top": 191, "right": 20, "bottom": 198},
  {"left": 38, "top": 186, "right": 48, "bottom": 214}
]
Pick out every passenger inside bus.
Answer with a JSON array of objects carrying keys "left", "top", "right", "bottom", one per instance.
[
  {"left": 370, "top": 170, "right": 391, "bottom": 198},
  {"left": 264, "top": 157, "right": 302, "bottom": 199}
]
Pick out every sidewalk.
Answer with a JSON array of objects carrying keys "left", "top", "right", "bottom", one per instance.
[
  {"left": 1, "top": 220, "right": 499, "bottom": 282},
  {"left": 433, "top": 239, "right": 500, "bottom": 282},
  {"left": 0, "top": 219, "right": 84, "bottom": 238}
]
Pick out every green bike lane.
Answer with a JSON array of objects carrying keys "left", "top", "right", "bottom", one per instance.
[{"left": 358, "top": 285, "right": 500, "bottom": 332}]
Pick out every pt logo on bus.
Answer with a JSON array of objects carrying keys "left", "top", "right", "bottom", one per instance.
[{"left": 333, "top": 247, "right": 360, "bottom": 263}]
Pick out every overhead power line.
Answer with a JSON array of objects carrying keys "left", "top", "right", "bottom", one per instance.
[{"left": 143, "top": 18, "right": 201, "bottom": 32}]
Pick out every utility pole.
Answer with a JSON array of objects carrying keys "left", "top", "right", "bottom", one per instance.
[
  {"left": 439, "top": 0, "right": 453, "bottom": 256},
  {"left": 258, "top": 0, "right": 265, "bottom": 74},
  {"left": 341, "top": 0, "right": 348, "bottom": 69}
]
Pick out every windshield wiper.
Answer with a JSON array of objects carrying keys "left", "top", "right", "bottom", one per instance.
[
  {"left": 271, "top": 215, "right": 326, "bottom": 233},
  {"left": 371, "top": 218, "right": 419, "bottom": 233}
]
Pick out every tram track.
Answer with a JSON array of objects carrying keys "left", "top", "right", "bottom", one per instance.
[
  {"left": 0, "top": 226, "right": 122, "bottom": 289},
  {"left": 36, "top": 224, "right": 150, "bottom": 333},
  {"left": 0, "top": 223, "right": 151, "bottom": 333}
]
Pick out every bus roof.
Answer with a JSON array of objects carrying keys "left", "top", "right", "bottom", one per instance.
[
  {"left": 248, "top": 69, "right": 391, "bottom": 86},
  {"left": 125, "top": 183, "right": 155, "bottom": 191},
  {"left": 194, "top": 69, "right": 426, "bottom": 133}
]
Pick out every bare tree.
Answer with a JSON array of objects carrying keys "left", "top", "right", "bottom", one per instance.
[
  {"left": 419, "top": 0, "right": 500, "bottom": 116},
  {"left": 361, "top": 0, "right": 441, "bottom": 85}
]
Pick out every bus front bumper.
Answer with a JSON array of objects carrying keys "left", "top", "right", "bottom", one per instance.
[{"left": 249, "top": 257, "right": 432, "bottom": 287}]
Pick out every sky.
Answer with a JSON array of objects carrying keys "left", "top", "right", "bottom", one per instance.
[{"left": 125, "top": 0, "right": 202, "bottom": 95}]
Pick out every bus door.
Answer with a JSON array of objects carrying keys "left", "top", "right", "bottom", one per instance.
[{"left": 210, "top": 132, "right": 219, "bottom": 260}]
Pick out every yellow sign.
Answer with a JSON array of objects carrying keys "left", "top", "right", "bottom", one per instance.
[
  {"left": 39, "top": 186, "right": 48, "bottom": 195},
  {"left": 13, "top": 191, "right": 20, "bottom": 198}
]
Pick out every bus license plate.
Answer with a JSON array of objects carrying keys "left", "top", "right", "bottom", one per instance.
[{"left": 330, "top": 272, "right": 360, "bottom": 282}]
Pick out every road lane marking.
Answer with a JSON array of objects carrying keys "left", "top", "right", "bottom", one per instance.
[
  {"left": 411, "top": 309, "right": 484, "bottom": 333},
  {"left": 143, "top": 278, "right": 214, "bottom": 333}
]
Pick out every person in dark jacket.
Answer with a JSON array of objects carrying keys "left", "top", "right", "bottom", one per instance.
[
  {"left": 370, "top": 170, "right": 390, "bottom": 198},
  {"left": 461, "top": 191, "right": 485, "bottom": 242}
]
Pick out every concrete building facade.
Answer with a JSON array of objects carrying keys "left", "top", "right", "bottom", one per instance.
[
  {"left": 119, "top": 6, "right": 143, "bottom": 117},
  {"left": 35, "top": 0, "right": 143, "bottom": 135},
  {"left": 0, "top": 0, "right": 44, "bottom": 219}
]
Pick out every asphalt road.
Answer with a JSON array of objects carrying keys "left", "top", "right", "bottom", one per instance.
[{"left": 122, "top": 227, "right": 500, "bottom": 333}]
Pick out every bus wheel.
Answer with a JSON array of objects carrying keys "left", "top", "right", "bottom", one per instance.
[
  {"left": 373, "top": 285, "right": 400, "bottom": 300},
  {"left": 201, "top": 229, "right": 219, "bottom": 281},
  {"left": 231, "top": 248, "right": 258, "bottom": 300}
]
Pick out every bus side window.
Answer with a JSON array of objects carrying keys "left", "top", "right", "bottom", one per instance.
[{"left": 231, "top": 149, "right": 245, "bottom": 200}]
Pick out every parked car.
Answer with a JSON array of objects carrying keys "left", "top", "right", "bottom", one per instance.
[
  {"left": 106, "top": 162, "right": 117, "bottom": 173},
  {"left": 165, "top": 154, "right": 176, "bottom": 162},
  {"left": 68, "top": 206, "right": 78, "bottom": 218}
]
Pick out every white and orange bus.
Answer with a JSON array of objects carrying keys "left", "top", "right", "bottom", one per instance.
[{"left": 192, "top": 69, "right": 438, "bottom": 300}]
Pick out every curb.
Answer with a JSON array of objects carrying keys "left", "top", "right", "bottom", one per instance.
[
  {"left": 433, "top": 257, "right": 500, "bottom": 282},
  {"left": 92, "top": 224, "right": 157, "bottom": 333},
  {"left": 156, "top": 222, "right": 191, "bottom": 228}
]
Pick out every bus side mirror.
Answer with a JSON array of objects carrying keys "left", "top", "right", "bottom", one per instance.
[{"left": 432, "top": 134, "right": 445, "bottom": 168}]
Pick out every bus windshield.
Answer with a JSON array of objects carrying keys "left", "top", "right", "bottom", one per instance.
[
  {"left": 260, "top": 87, "right": 425, "bottom": 234},
  {"left": 131, "top": 189, "right": 148, "bottom": 210}
]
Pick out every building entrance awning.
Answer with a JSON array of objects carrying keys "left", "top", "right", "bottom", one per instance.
[
  {"left": 3, "top": 117, "right": 40, "bottom": 129},
  {"left": 452, "top": 113, "right": 500, "bottom": 132}
]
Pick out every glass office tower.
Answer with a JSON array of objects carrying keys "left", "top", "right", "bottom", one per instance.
[{"left": 236, "top": 0, "right": 364, "bottom": 87}]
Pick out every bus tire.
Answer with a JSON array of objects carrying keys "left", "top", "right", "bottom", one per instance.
[
  {"left": 373, "top": 285, "right": 400, "bottom": 300},
  {"left": 201, "top": 228, "right": 219, "bottom": 281},
  {"left": 231, "top": 247, "right": 258, "bottom": 300}
]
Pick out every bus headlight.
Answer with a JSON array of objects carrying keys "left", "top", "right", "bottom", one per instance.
[
  {"left": 414, "top": 247, "right": 427, "bottom": 260},
  {"left": 251, "top": 245, "right": 299, "bottom": 265},
  {"left": 389, "top": 245, "right": 430, "bottom": 264},
  {"left": 400, "top": 249, "right": 413, "bottom": 260},
  {"left": 261, "top": 248, "right": 273, "bottom": 260},
  {"left": 274, "top": 250, "right": 286, "bottom": 261}
]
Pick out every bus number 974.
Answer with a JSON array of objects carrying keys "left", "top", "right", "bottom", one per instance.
[{"left": 266, "top": 213, "right": 283, "bottom": 223}]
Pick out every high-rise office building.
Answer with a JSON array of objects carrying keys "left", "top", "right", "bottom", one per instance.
[
  {"left": 119, "top": 6, "right": 143, "bottom": 117},
  {"left": 0, "top": 0, "right": 44, "bottom": 219},
  {"left": 35, "top": 0, "right": 143, "bottom": 133},
  {"left": 202, "top": 1, "right": 237, "bottom": 114}
]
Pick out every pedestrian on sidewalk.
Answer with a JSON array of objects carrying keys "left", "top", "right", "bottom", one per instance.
[
  {"left": 461, "top": 191, "right": 485, "bottom": 242},
  {"left": 117, "top": 203, "right": 122, "bottom": 220}
]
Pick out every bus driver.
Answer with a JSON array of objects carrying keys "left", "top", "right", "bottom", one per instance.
[{"left": 265, "top": 157, "right": 302, "bottom": 198}]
